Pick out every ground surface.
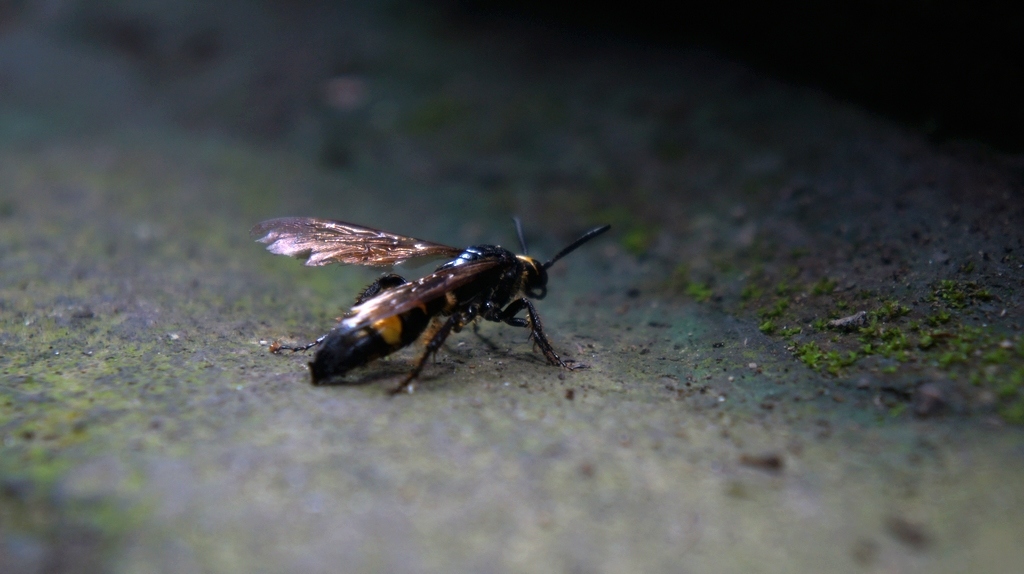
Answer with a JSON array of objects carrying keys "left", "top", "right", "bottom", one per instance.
[{"left": 2, "top": 3, "right": 1023, "bottom": 573}]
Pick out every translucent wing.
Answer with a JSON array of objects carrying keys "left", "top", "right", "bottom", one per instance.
[
  {"left": 339, "top": 259, "right": 501, "bottom": 332},
  {"left": 250, "top": 217, "right": 462, "bottom": 267}
]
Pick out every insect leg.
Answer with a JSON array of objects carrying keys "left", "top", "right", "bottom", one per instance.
[
  {"left": 355, "top": 273, "right": 408, "bottom": 304},
  {"left": 268, "top": 274, "right": 407, "bottom": 356},
  {"left": 497, "top": 298, "right": 582, "bottom": 369},
  {"left": 389, "top": 313, "right": 460, "bottom": 395},
  {"left": 271, "top": 332, "right": 330, "bottom": 353},
  {"left": 490, "top": 298, "right": 529, "bottom": 328}
]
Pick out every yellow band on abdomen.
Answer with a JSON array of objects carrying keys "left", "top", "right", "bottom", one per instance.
[{"left": 371, "top": 316, "right": 403, "bottom": 346}]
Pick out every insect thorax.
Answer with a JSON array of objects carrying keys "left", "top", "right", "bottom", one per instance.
[
  {"left": 437, "top": 245, "right": 527, "bottom": 308},
  {"left": 438, "top": 245, "right": 508, "bottom": 267}
]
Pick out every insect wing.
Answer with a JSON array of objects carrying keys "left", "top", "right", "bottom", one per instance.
[
  {"left": 250, "top": 217, "right": 462, "bottom": 267},
  {"left": 340, "top": 259, "right": 500, "bottom": 331}
]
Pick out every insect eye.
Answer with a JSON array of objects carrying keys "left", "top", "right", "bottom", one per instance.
[{"left": 525, "top": 264, "right": 548, "bottom": 299}]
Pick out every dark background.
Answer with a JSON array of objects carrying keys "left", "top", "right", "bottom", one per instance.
[{"left": 452, "top": 1, "right": 1023, "bottom": 152}]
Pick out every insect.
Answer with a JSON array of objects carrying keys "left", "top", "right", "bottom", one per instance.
[{"left": 251, "top": 217, "right": 610, "bottom": 394}]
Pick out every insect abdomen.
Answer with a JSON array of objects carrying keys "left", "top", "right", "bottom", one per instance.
[{"left": 309, "top": 303, "right": 438, "bottom": 384}]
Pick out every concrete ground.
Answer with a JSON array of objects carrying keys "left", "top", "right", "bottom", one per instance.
[{"left": 2, "top": 2, "right": 1022, "bottom": 573}]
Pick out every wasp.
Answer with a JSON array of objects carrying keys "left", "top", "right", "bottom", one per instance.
[{"left": 251, "top": 217, "right": 610, "bottom": 394}]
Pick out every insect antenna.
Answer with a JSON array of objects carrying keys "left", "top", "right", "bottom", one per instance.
[
  {"left": 512, "top": 216, "right": 529, "bottom": 254},
  {"left": 542, "top": 224, "right": 612, "bottom": 270}
]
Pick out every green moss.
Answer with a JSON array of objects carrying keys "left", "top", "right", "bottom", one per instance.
[
  {"left": 874, "top": 300, "right": 910, "bottom": 322},
  {"left": 661, "top": 210, "right": 1021, "bottom": 421},
  {"left": 759, "top": 299, "right": 788, "bottom": 319},
  {"left": 933, "top": 279, "right": 992, "bottom": 309},
  {"left": 685, "top": 281, "right": 713, "bottom": 302},
  {"left": 877, "top": 327, "right": 910, "bottom": 360},
  {"left": 823, "top": 350, "right": 858, "bottom": 375},
  {"left": 622, "top": 226, "right": 656, "bottom": 256},
  {"left": 996, "top": 377, "right": 1022, "bottom": 399},
  {"left": 935, "top": 280, "right": 967, "bottom": 308},
  {"left": 667, "top": 264, "right": 713, "bottom": 302},
  {"left": 1005, "top": 367, "right": 1024, "bottom": 390},
  {"left": 938, "top": 349, "right": 968, "bottom": 368},
  {"left": 984, "top": 348, "right": 1011, "bottom": 364},
  {"left": 918, "top": 333, "right": 936, "bottom": 350},
  {"left": 999, "top": 401, "right": 1024, "bottom": 424},
  {"left": 790, "top": 285, "right": 1019, "bottom": 390},
  {"left": 590, "top": 208, "right": 658, "bottom": 257},
  {"left": 997, "top": 369, "right": 1024, "bottom": 423},
  {"left": 740, "top": 284, "right": 763, "bottom": 302},
  {"left": 794, "top": 341, "right": 857, "bottom": 375},
  {"left": 797, "top": 342, "right": 824, "bottom": 369},
  {"left": 0, "top": 454, "right": 141, "bottom": 568},
  {"left": 811, "top": 277, "right": 837, "bottom": 295},
  {"left": 927, "top": 310, "right": 952, "bottom": 326}
]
